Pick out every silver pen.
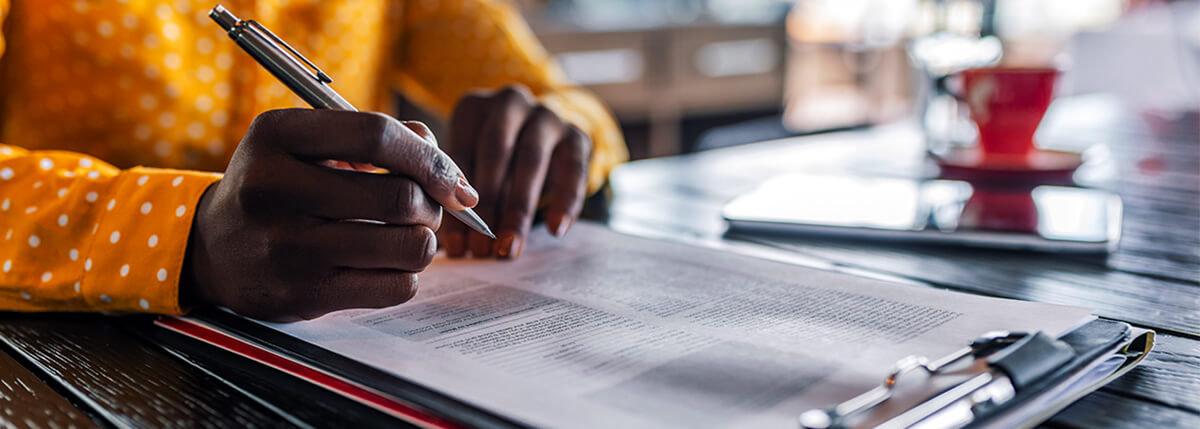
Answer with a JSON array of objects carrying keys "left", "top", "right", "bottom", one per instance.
[{"left": 210, "top": 5, "right": 495, "bottom": 239}]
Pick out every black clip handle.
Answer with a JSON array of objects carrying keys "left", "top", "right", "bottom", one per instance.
[{"left": 987, "top": 331, "right": 1076, "bottom": 390}]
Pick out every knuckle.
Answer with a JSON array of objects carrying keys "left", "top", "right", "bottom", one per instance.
[
  {"left": 425, "top": 149, "right": 457, "bottom": 187},
  {"left": 357, "top": 112, "right": 397, "bottom": 155},
  {"left": 394, "top": 180, "right": 442, "bottom": 228},
  {"left": 361, "top": 111, "right": 395, "bottom": 129},
  {"left": 403, "top": 121, "right": 437, "bottom": 145},
  {"left": 372, "top": 272, "right": 419, "bottom": 307},
  {"left": 248, "top": 108, "right": 303, "bottom": 139},
  {"left": 496, "top": 85, "right": 533, "bottom": 108},
  {"left": 431, "top": 151, "right": 452, "bottom": 177},
  {"left": 497, "top": 85, "right": 522, "bottom": 98},
  {"left": 566, "top": 124, "right": 589, "bottom": 144},
  {"left": 393, "top": 179, "right": 421, "bottom": 211},
  {"left": 529, "top": 105, "right": 560, "bottom": 124},
  {"left": 456, "top": 91, "right": 490, "bottom": 110},
  {"left": 569, "top": 126, "right": 593, "bottom": 160},
  {"left": 308, "top": 267, "right": 347, "bottom": 304},
  {"left": 502, "top": 83, "right": 532, "bottom": 97},
  {"left": 392, "top": 273, "right": 419, "bottom": 303},
  {"left": 430, "top": 207, "right": 443, "bottom": 232},
  {"left": 412, "top": 227, "right": 437, "bottom": 269},
  {"left": 526, "top": 107, "right": 565, "bottom": 148},
  {"left": 251, "top": 108, "right": 288, "bottom": 128},
  {"left": 244, "top": 112, "right": 281, "bottom": 145}
]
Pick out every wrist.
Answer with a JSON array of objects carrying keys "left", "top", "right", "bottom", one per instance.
[{"left": 179, "top": 181, "right": 219, "bottom": 310}]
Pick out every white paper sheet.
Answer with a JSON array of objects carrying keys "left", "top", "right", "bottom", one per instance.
[{"left": 263, "top": 223, "right": 1094, "bottom": 429}]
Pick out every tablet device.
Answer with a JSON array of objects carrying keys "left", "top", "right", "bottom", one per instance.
[{"left": 722, "top": 174, "right": 1122, "bottom": 253}]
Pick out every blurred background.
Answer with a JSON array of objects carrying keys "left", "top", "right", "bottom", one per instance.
[{"left": 409, "top": 0, "right": 1200, "bottom": 161}]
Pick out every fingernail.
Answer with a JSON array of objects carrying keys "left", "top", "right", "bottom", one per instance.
[
  {"left": 401, "top": 120, "right": 437, "bottom": 145},
  {"left": 510, "top": 236, "right": 524, "bottom": 259},
  {"left": 495, "top": 233, "right": 522, "bottom": 259},
  {"left": 554, "top": 216, "right": 573, "bottom": 238},
  {"left": 495, "top": 234, "right": 514, "bottom": 258},
  {"left": 455, "top": 176, "right": 479, "bottom": 208}
]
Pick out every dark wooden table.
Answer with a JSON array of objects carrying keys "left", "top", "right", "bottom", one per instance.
[
  {"left": 1, "top": 96, "right": 1196, "bottom": 428},
  {"left": 605, "top": 96, "right": 1200, "bottom": 428}
]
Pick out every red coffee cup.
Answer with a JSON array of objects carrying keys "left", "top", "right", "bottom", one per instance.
[{"left": 960, "top": 67, "right": 1059, "bottom": 159}]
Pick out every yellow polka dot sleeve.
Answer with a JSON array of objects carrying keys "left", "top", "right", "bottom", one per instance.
[
  {"left": 393, "top": 0, "right": 628, "bottom": 194},
  {"left": 0, "top": 0, "right": 7, "bottom": 60},
  {"left": 0, "top": 144, "right": 220, "bottom": 314}
]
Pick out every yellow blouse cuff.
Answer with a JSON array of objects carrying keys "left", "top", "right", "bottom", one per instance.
[{"left": 81, "top": 167, "right": 221, "bottom": 315}]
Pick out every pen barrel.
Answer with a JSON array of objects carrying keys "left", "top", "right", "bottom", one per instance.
[
  {"left": 448, "top": 208, "right": 494, "bottom": 239},
  {"left": 227, "top": 25, "right": 357, "bottom": 111},
  {"left": 212, "top": 5, "right": 494, "bottom": 240}
]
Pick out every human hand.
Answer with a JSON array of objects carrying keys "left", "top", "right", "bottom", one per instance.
[
  {"left": 181, "top": 109, "right": 478, "bottom": 322},
  {"left": 439, "top": 85, "right": 592, "bottom": 259}
]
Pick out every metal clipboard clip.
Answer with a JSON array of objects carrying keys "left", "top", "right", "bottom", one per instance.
[{"left": 799, "top": 330, "right": 1075, "bottom": 429}]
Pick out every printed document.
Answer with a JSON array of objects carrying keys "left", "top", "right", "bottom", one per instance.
[{"left": 265, "top": 223, "right": 1094, "bottom": 428}]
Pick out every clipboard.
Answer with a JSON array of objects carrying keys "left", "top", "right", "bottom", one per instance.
[
  {"left": 798, "top": 319, "right": 1153, "bottom": 428},
  {"left": 149, "top": 309, "right": 1152, "bottom": 429}
]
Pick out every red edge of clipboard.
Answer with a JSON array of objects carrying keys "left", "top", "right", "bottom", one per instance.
[{"left": 155, "top": 315, "right": 462, "bottom": 429}]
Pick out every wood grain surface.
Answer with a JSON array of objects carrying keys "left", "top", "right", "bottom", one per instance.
[
  {"left": 608, "top": 103, "right": 1199, "bottom": 336},
  {"left": 737, "top": 234, "right": 1200, "bottom": 336},
  {"left": 0, "top": 99, "right": 1194, "bottom": 427},
  {"left": 126, "top": 316, "right": 418, "bottom": 428},
  {"left": 0, "top": 314, "right": 300, "bottom": 428},
  {"left": 1047, "top": 391, "right": 1200, "bottom": 429},
  {"left": 605, "top": 100, "right": 1199, "bottom": 428},
  {"left": 1099, "top": 333, "right": 1200, "bottom": 415},
  {"left": 0, "top": 345, "right": 97, "bottom": 429}
]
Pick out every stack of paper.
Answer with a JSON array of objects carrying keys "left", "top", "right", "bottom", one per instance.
[{"left": 263, "top": 223, "right": 1096, "bottom": 428}]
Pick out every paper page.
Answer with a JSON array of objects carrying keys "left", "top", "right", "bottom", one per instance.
[{"left": 264, "top": 223, "right": 1094, "bottom": 429}]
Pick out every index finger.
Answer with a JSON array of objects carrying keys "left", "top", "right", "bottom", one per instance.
[{"left": 253, "top": 108, "right": 479, "bottom": 211}]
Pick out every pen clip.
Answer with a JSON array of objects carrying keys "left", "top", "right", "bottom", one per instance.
[{"left": 246, "top": 20, "right": 333, "bottom": 84}]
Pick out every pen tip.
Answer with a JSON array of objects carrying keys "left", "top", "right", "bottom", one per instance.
[{"left": 479, "top": 225, "right": 495, "bottom": 239}]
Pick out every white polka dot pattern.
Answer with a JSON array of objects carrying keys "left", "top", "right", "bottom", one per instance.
[
  {"left": 0, "top": 0, "right": 625, "bottom": 315},
  {"left": 1, "top": 146, "right": 220, "bottom": 313}
]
